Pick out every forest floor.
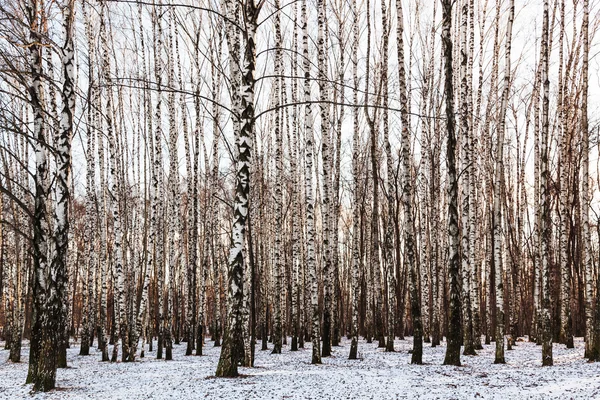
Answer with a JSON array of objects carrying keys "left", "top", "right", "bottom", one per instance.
[{"left": 1, "top": 335, "right": 599, "bottom": 399}]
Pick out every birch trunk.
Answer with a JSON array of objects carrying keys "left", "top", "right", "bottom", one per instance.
[
  {"left": 540, "top": 0, "right": 553, "bottom": 366},
  {"left": 271, "top": 0, "right": 283, "bottom": 354},
  {"left": 348, "top": 0, "right": 360, "bottom": 359},
  {"left": 395, "top": 0, "right": 422, "bottom": 363},
  {"left": 99, "top": 0, "right": 128, "bottom": 364},
  {"left": 301, "top": 0, "right": 321, "bottom": 364},
  {"left": 215, "top": 0, "right": 261, "bottom": 377},
  {"left": 459, "top": 0, "right": 475, "bottom": 356},
  {"left": 79, "top": 0, "right": 97, "bottom": 357},
  {"left": 493, "top": 0, "right": 514, "bottom": 365},
  {"left": 581, "top": 0, "right": 596, "bottom": 362},
  {"left": 441, "top": 0, "right": 461, "bottom": 367},
  {"left": 26, "top": 0, "right": 55, "bottom": 389}
]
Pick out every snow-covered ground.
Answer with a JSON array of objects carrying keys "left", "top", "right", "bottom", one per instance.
[{"left": 1, "top": 336, "right": 599, "bottom": 399}]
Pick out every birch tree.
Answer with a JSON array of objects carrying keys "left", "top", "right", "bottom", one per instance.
[
  {"left": 581, "top": 0, "right": 597, "bottom": 362},
  {"left": 348, "top": 0, "right": 360, "bottom": 360},
  {"left": 540, "top": 0, "right": 553, "bottom": 367},
  {"left": 493, "top": 0, "right": 514, "bottom": 365},
  {"left": 301, "top": 0, "right": 321, "bottom": 364},
  {"left": 441, "top": 0, "right": 462, "bottom": 367},
  {"left": 396, "top": 0, "right": 422, "bottom": 364},
  {"left": 216, "top": 0, "right": 262, "bottom": 377}
]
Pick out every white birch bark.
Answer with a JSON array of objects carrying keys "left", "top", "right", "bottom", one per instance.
[
  {"left": 348, "top": 0, "right": 360, "bottom": 359},
  {"left": 79, "top": 0, "right": 97, "bottom": 357},
  {"left": 301, "top": 0, "right": 321, "bottom": 364},
  {"left": 441, "top": 0, "right": 461, "bottom": 367},
  {"left": 26, "top": 0, "right": 53, "bottom": 389},
  {"left": 492, "top": 0, "right": 513, "bottom": 365},
  {"left": 396, "top": 0, "right": 422, "bottom": 363},
  {"left": 216, "top": 0, "right": 261, "bottom": 377},
  {"left": 271, "top": 0, "right": 283, "bottom": 354},
  {"left": 459, "top": 0, "right": 475, "bottom": 356},
  {"left": 540, "top": 0, "right": 553, "bottom": 366},
  {"left": 581, "top": 0, "right": 596, "bottom": 361}
]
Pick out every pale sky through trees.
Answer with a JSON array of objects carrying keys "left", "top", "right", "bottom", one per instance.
[{"left": 62, "top": 0, "right": 600, "bottom": 206}]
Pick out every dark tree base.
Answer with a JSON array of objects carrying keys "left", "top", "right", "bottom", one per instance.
[{"left": 349, "top": 338, "right": 358, "bottom": 359}]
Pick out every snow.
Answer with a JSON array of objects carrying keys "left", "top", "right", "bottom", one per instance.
[{"left": 1, "top": 336, "right": 599, "bottom": 399}]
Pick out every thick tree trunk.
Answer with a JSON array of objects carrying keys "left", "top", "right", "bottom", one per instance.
[
  {"left": 26, "top": 0, "right": 58, "bottom": 390},
  {"left": 441, "top": 0, "right": 461, "bottom": 367},
  {"left": 215, "top": 0, "right": 260, "bottom": 377}
]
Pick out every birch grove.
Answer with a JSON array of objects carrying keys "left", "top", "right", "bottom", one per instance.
[{"left": 0, "top": 0, "right": 599, "bottom": 392}]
